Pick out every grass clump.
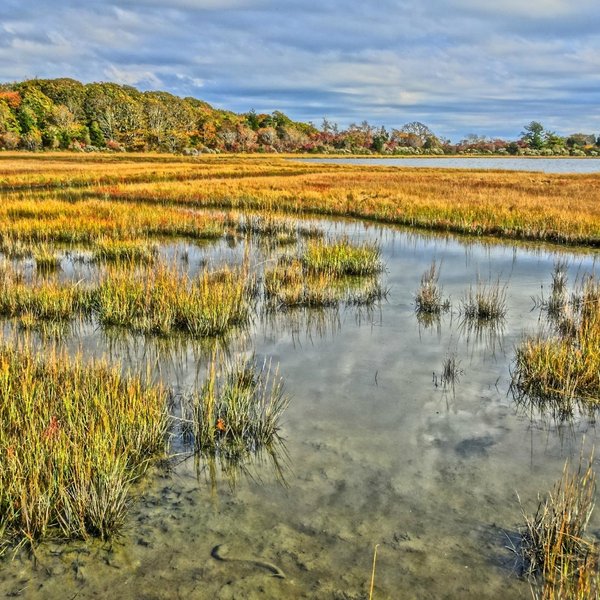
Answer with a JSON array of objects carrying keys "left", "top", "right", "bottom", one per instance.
[
  {"left": 263, "top": 237, "right": 386, "bottom": 310},
  {"left": 0, "top": 342, "right": 168, "bottom": 546},
  {"left": 415, "top": 260, "right": 450, "bottom": 315},
  {"left": 0, "top": 267, "right": 90, "bottom": 322},
  {"left": 32, "top": 244, "right": 62, "bottom": 273},
  {"left": 181, "top": 356, "right": 288, "bottom": 459},
  {"left": 92, "top": 238, "right": 158, "bottom": 264},
  {"left": 302, "top": 237, "right": 383, "bottom": 277},
  {"left": 236, "top": 214, "right": 321, "bottom": 246},
  {"left": 0, "top": 238, "right": 29, "bottom": 260},
  {"left": 460, "top": 278, "right": 507, "bottom": 322},
  {"left": 265, "top": 259, "right": 339, "bottom": 309},
  {"left": 512, "top": 274, "right": 600, "bottom": 414},
  {"left": 93, "top": 262, "right": 252, "bottom": 337},
  {"left": 264, "top": 256, "right": 386, "bottom": 310},
  {"left": 519, "top": 457, "right": 599, "bottom": 599}
]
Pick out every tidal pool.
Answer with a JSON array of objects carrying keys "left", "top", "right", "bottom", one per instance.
[{"left": 1, "top": 219, "right": 598, "bottom": 599}]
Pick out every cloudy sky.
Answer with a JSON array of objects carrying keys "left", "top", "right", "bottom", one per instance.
[{"left": 1, "top": 0, "right": 599, "bottom": 140}]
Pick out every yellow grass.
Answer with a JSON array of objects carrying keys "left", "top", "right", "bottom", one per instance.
[
  {"left": 0, "top": 153, "right": 599, "bottom": 246},
  {"left": 0, "top": 340, "right": 168, "bottom": 545}
]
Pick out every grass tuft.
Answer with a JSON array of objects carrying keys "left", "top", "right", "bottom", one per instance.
[
  {"left": 33, "top": 244, "right": 62, "bottom": 273},
  {"left": 460, "top": 278, "right": 507, "bottom": 322},
  {"left": 415, "top": 260, "right": 450, "bottom": 315},
  {"left": 302, "top": 237, "right": 383, "bottom": 277},
  {"left": 181, "top": 355, "right": 289, "bottom": 459},
  {"left": 92, "top": 261, "right": 253, "bottom": 337},
  {"left": 512, "top": 273, "right": 600, "bottom": 415},
  {"left": 92, "top": 238, "right": 158, "bottom": 264},
  {"left": 519, "top": 456, "right": 599, "bottom": 599},
  {"left": 0, "top": 341, "right": 168, "bottom": 546}
]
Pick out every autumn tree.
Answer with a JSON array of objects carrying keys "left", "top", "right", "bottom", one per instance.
[{"left": 399, "top": 121, "right": 438, "bottom": 148}]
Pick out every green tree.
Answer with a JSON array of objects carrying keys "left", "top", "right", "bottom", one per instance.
[
  {"left": 89, "top": 120, "right": 105, "bottom": 147},
  {"left": 245, "top": 109, "right": 260, "bottom": 131},
  {"left": 544, "top": 131, "right": 565, "bottom": 149},
  {"left": 520, "top": 121, "right": 545, "bottom": 150},
  {"left": 17, "top": 106, "right": 37, "bottom": 134},
  {"left": 371, "top": 126, "right": 389, "bottom": 153},
  {"left": 506, "top": 142, "right": 520, "bottom": 155}
]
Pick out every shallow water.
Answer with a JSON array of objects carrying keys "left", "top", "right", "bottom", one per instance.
[
  {"left": 298, "top": 156, "right": 600, "bottom": 174},
  {"left": 1, "top": 220, "right": 599, "bottom": 599}
]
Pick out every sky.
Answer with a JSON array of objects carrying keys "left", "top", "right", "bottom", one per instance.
[{"left": 1, "top": 0, "right": 599, "bottom": 141}]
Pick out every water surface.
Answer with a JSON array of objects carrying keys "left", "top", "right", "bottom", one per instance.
[
  {"left": 298, "top": 157, "right": 600, "bottom": 174},
  {"left": 1, "top": 218, "right": 599, "bottom": 599}
]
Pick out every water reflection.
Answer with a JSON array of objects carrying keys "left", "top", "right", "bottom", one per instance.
[
  {"left": 184, "top": 438, "right": 290, "bottom": 494},
  {"left": 457, "top": 314, "right": 506, "bottom": 358},
  {"left": 2, "top": 214, "right": 600, "bottom": 599},
  {"left": 261, "top": 307, "right": 341, "bottom": 346}
]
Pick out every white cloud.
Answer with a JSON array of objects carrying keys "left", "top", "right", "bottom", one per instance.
[
  {"left": 448, "top": 0, "right": 593, "bottom": 19},
  {"left": 0, "top": 0, "right": 599, "bottom": 139},
  {"left": 103, "top": 65, "right": 162, "bottom": 87}
]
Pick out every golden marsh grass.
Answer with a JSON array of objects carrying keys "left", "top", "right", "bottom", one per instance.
[
  {"left": 1, "top": 153, "right": 599, "bottom": 246},
  {"left": 513, "top": 274, "right": 600, "bottom": 414},
  {"left": 0, "top": 341, "right": 168, "bottom": 547}
]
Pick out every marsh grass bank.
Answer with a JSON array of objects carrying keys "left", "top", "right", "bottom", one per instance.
[{"left": 1, "top": 153, "right": 599, "bottom": 246}]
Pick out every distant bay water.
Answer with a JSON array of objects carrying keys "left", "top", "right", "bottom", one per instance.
[{"left": 296, "top": 156, "right": 600, "bottom": 174}]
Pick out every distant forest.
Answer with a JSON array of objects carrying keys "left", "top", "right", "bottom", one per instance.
[{"left": 1, "top": 78, "right": 599, "bottom": 156}]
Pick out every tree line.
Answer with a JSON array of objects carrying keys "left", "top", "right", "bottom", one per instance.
[{"left": 1, "top": 78, "right": 599, "bottom": 156}]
